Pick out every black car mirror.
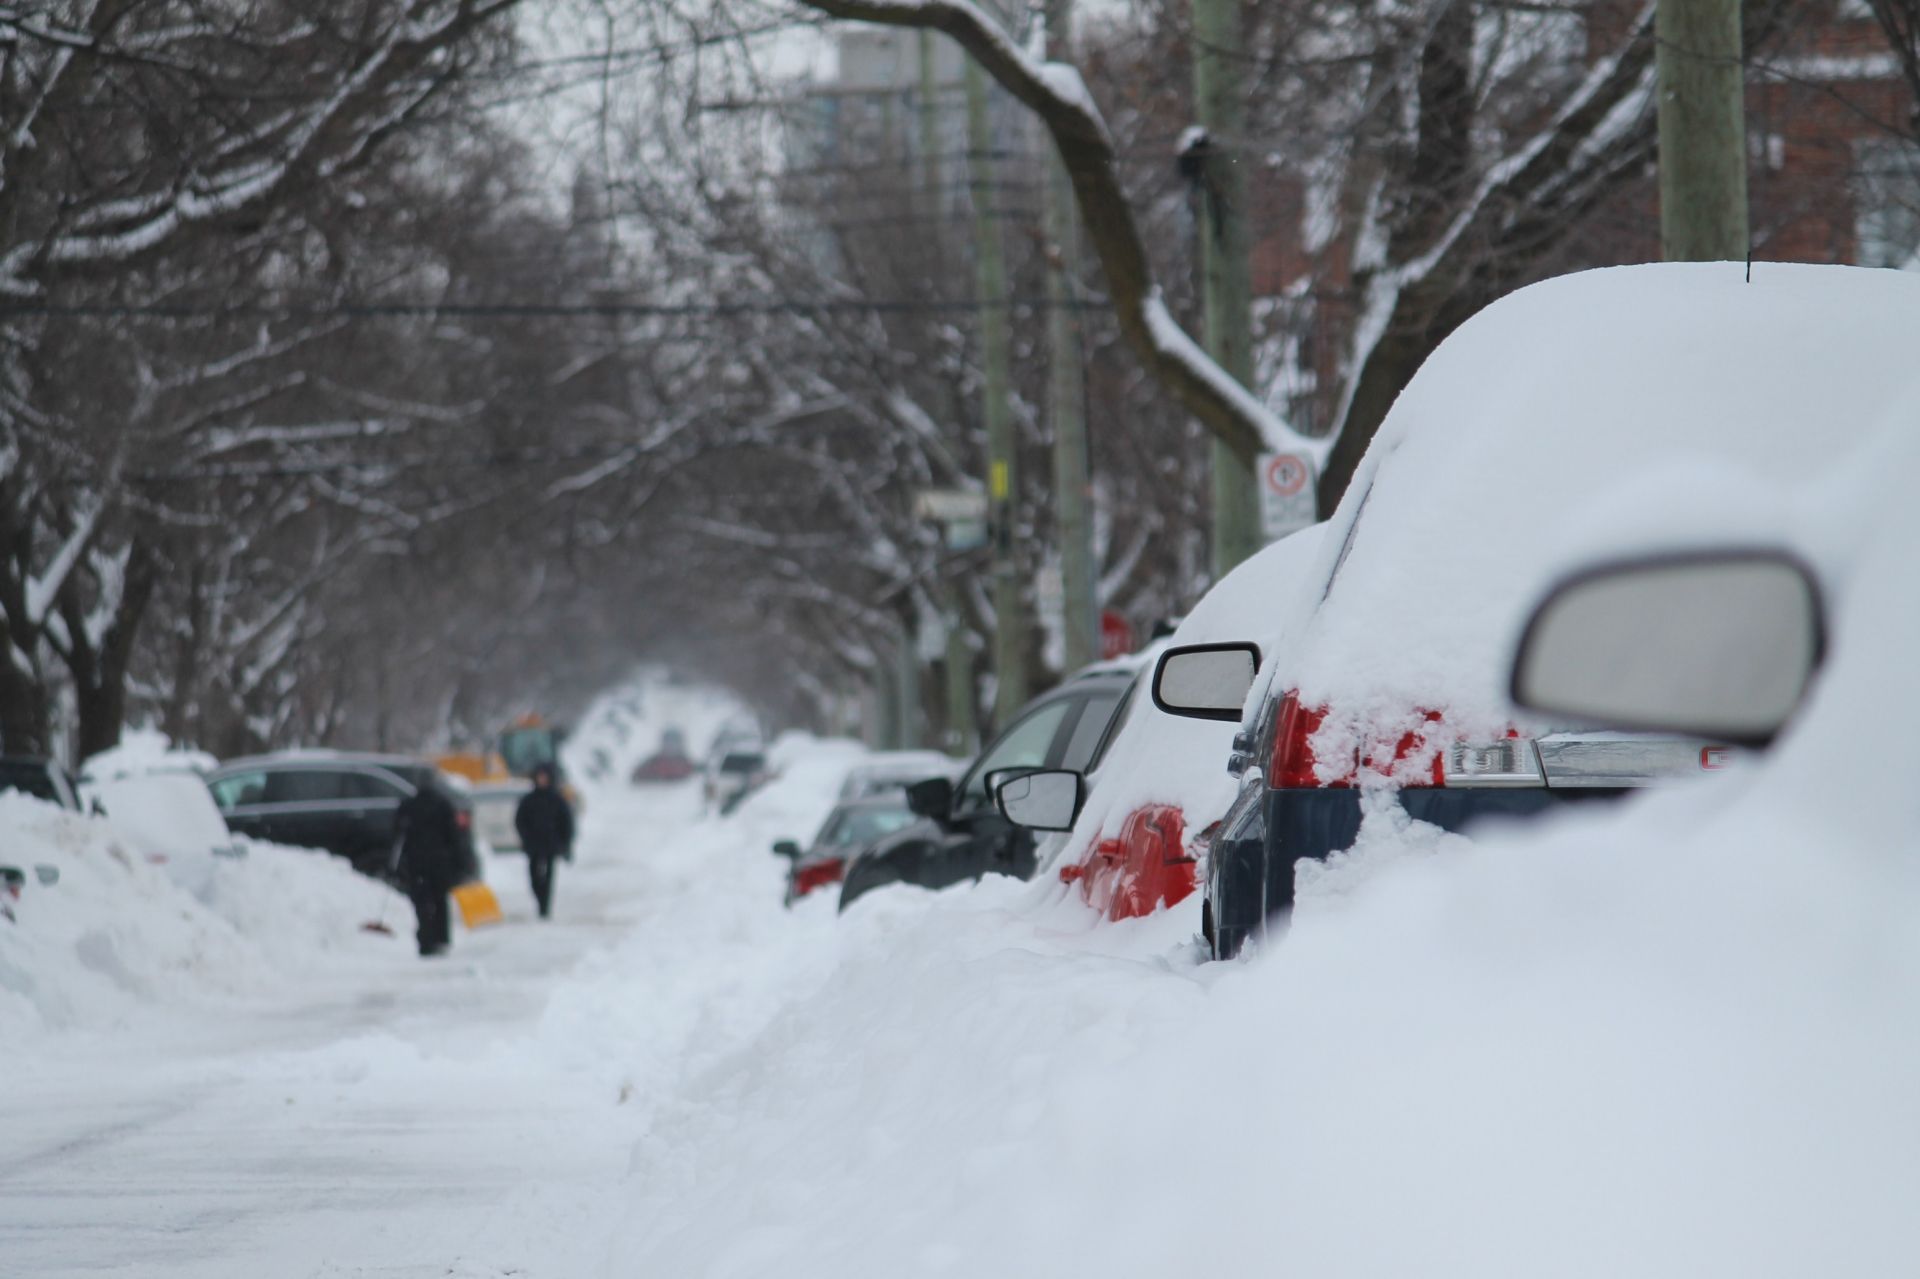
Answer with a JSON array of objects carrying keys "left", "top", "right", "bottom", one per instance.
[
  {"left": 904, "top": 776, "right": 953, "bottom": 820},
  {"left": 1152, "top": 642, "right": 1263, "bottom": 721},
  {"left": 994, "top": 769, "right": 1085, "bottom": 832},
  {"left": 1510, "top": 549, "right": 1825, "bottom": 746},
  {"left": 771, "top": 839, "right": 802, "bottom": 859}
]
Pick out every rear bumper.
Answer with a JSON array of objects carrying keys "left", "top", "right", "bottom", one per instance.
[{"left": 1212, "top": 786, "right": 1623, "bottom": 948}]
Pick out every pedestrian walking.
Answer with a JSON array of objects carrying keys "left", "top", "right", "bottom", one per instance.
[
  {"left": 514, "top": 764, "right": 575, "bottom": 919},
  {"left": 395, "top": 780, "right": 464, "bottom": 956}
]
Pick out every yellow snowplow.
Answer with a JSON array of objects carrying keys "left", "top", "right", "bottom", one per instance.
[{"left": 435, "top": 714, "right": 582, "bottom": 810}]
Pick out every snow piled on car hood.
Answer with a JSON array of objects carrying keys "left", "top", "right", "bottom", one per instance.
[{"left": 1287, "top": 261, "right": 1920, "bottom": 745}]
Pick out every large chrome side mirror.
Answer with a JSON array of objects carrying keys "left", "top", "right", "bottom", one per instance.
[
  {"left": 1151, "top": 642, "right": 1263, "bottom": 722},
  {"left": 994, "top": 769, "right": 1085, "bottom": 832},
  {"left": 1510, "top": 549, "right": 1825, "bottom": 746}
]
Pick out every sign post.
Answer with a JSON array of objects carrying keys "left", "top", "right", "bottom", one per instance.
[{"left": 1256, "top": 452, "right": 1318, "bottom": 540}]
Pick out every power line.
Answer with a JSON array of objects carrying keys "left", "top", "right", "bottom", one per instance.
[{"left": 0, "top": 296, "right": 1113, "bottom": 321}]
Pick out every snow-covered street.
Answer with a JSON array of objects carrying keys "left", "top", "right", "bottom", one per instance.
[
  {"left": 11, "top": 650, "right": 1920, "bottom": 1278},
  {"left": 0, "top": 685, "right": 1197, "bottom": 1277},
  {"left": 12, "top": 661, "right": 1920, "bottom": 1277}
]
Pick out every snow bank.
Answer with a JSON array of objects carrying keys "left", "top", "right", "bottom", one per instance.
[
  {"left": 0, "top": 793, "right": 407, "bottom": 1045},
  {"left": 595, "top": 328, "right": 1920, "bottom": 1277}
]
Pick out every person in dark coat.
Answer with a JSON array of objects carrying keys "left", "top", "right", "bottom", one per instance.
[
  {"left": 514, "top": 764, "right": 574, "bottom": 919},
  {"left": 395, "top": 781, "right": 463, "bottom": 956}
]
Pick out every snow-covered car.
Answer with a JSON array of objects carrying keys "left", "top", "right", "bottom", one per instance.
[
  {"left": 631, "top": 749, "right": 697, "bottom": 783},
  {"left": 704, "top": 748, "right": 771, "bottom": 814},
  {"left": 1150, "top": 262, "right": 1920, "bottom": 957},
  {"left": 839, "top": 661, "right": 1139, "bottom": 911},
  {"left": 994, "top": 524, "right": 1327, "bottom": 924},
  {"left": 773, "top": 792, "right": 921, "bottom": 905},
  {"left": 836, "top": 750, "right": 962, "bottom": 801},
  {"left": 469, "top": 779, "right": 532, "bottom": 852},
  {"left": 0, "top": 756, "right": 85, "bottom": 812}
]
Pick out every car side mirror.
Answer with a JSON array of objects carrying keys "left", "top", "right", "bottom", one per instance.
[
  {"left": 1152, "top": 642, "right": 1263, "bottom": 721},
  {"left": 994, "top": 769, "right": 1085, "bottom": 832},
  {"left": 1510, "top": 549, "right": 1825, "bottom": 746},
  {"left": 904, "top": 776, "right": 953, "bottom": 820},
  {"left": 771, "top": 839, "right": 802, "bottom": 859}
]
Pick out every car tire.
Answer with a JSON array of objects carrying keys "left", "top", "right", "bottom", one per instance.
[{"left": 1201, "top": 897, "right": 1215, "bottom": 955}]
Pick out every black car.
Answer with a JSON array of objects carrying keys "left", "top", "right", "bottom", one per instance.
[
  {"left": 0, "top": 757, "right": 84, "bottom": 811},
  {"left": 838, "top": 665, "right": 1137, "bottom": 910},
  {"left": 205, "top": 752, "right": 475, "bottom": 880}
]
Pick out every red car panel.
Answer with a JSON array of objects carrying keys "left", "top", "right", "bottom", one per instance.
[{"left": 1060, "top": 802, "right": 1197, "bottom": 922}]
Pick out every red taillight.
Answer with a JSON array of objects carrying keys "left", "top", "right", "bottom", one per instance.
[
  {"left": 455, "top": 810, "right": 472, "bottom": 831},
  {"left": 794, "top": 857, "right": 845, "bottom": 898},
  {"left": 1268, "top": 691, "right": 1448, "bottom": 789},
  {"left": 1269, "top": 691, "right": 1333, "bottom": 788}
]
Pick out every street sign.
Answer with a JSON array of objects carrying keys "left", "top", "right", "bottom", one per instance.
[
  {"left": 1257, "top": 451, "right": 1317, "bottom": 538},
  {"left": 1099, "top": 610, "right": 1134, "bottom": 661},
  {"left": 913, "top": 488, "right": 989, "bottom": 522}
]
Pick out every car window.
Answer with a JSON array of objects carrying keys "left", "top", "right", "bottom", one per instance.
[
  {"left": 265, "top": 769, "right": 350, "bottom": 803},
  {"left": 1061, "top": 687, "right": 1125, "bottom": 773},
  {"left": 0, "top": 761, "right": 59, "bottom": 804},
  {"left": 384, "top": 764, "right": 435, "bottom": 791},
  {"left": 208, "top": 770, "right": 269, "bottom": 810},
  {"left": 956, "top": 697, "right": 1079, "bottom": 811},
  {"left": 342, "top": 770, "right": 408, "bottom": 801},
  {"left": 818, "top": 805, "right": 916, "bottom": 848},
  {"left": 720, "top": 753, "right": 766, "bottom": 774},
  {"left": 1084, "top": 679, "right": 1143, "bottom": 774}
]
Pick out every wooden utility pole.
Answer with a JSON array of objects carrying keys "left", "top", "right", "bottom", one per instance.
[
  {"left": 1043, "top": 0, "right": 1096, "bottom": 671},
  {"left": 966, "top": 55, "right": 1028, "bottom": 729},
  {"left": 1656, "top": 0, "right": 1748, "bottom": 260},
  {"left": 918, "top": 35, "right": 979, "bottom": 757},
  {"left": 1191, "top": 0, "right": 1261, "bottom": 576}
]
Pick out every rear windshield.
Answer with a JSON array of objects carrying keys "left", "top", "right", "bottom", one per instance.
[
  {"left": 818, "top": 805, "right": 916, "bottom": 848},
  {"left": 0, "top": 761, "right": 58, "bottom": 803},
  {"left": 720, "top": 753, "right": 766, "bottom": 773}
]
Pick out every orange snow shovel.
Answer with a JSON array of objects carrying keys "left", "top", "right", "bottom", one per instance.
[{"left": 452, "top": 880, "right": 504, "bottom": 929}]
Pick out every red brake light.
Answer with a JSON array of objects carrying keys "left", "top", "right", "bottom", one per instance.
[
  {"left": 455, "top": 810, "right": 472, "bottom": 831},
  {"left": 795, "top": 857, "right": 846, "bottom": 897},
  {"left": 1269, "top": 691, "right": 1334, "bottom": 788},
  {"left": 1268, "top": 692, "right": 1448, "bottom": 789}
]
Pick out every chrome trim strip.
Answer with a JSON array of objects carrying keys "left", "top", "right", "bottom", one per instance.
[{"left": 1536, "top": 734, "right": 1730, "bottom": 787}]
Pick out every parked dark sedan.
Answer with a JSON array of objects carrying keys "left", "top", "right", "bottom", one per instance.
[
  {"left": 838, "top": 664, "right": 1137, "bottom": 911},
  {"left": 205, "top": 752, "right": 474, "bottom": 880}
]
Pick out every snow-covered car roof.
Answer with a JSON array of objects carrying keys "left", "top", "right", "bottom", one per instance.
[{"left": 1276, "top": 262, "right": 1920, "bottom": 740}]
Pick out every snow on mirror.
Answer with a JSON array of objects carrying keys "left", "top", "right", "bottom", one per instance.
[
  {"left": 1511, "top": 551, "right": 1824, "bottom": 745},
  {"left": 995, "top": 769, "right": 1084, "bottom": 832},
  {"left": 1152, "top": 643, "right": 1263, "bottom": 722}
]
